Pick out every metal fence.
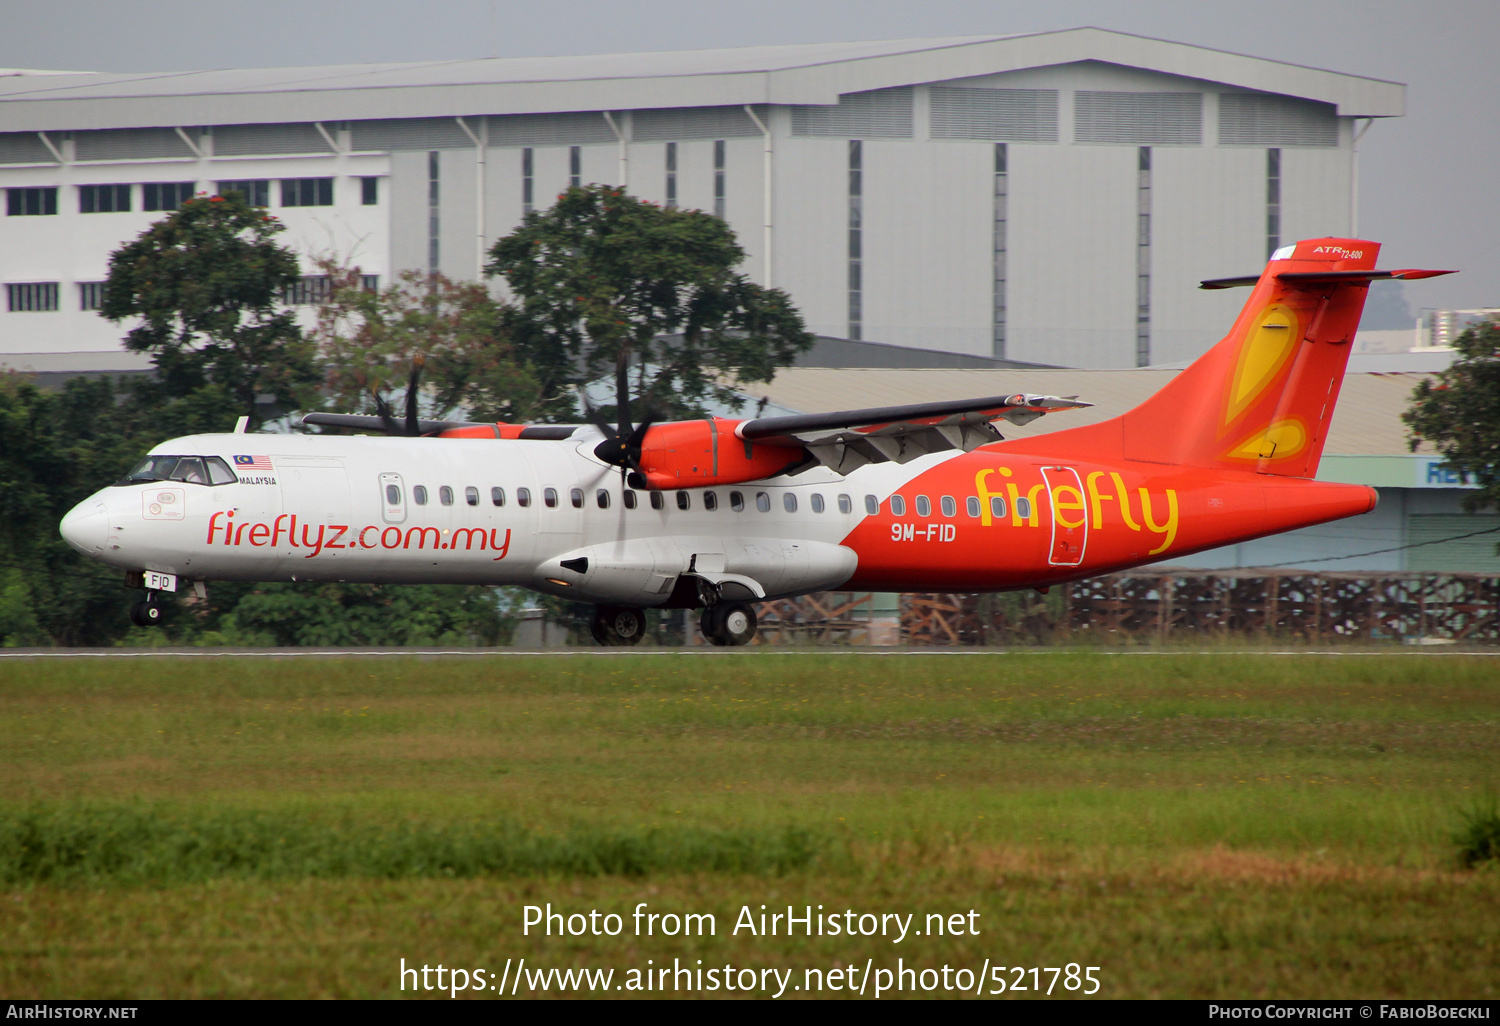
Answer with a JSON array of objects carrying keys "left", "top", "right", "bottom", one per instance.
[{"left": 739, "top": 573, "right": 1500, "bottom": 646}]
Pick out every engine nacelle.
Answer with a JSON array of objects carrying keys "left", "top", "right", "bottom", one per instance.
[{"left": 636, "top": 419, "right": 805, "bottom": 489}]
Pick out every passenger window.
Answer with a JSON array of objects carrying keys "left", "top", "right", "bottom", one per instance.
[
  {"left": 990, "top": 495, "right": 1006, "bottom": 519},
  {"left": 1015, "top": 496, "right": 1032, "bottom": 519},
  {"left": 543, "top": 487, "right": 558, "bottom": 508},
  {"left": 838, "top": 494, "right": 852, "bottom": 514},
  {"left": 440, "top": 485, "right": 455, "bottom": 506},
  {"left": 650, "top": 491, "right": 665, "bottom": 511},
  {"left": 966, "top": 496, "right": 981, "bottom": 518},
  {"left": 491, "top": 487, "right": 505, "bottom": 507},
  {"left": 730, "top": 491, "right": 745, "bottom": 512},
  {"left": 517, "top": 487, "right": 531, "bottom": 508},
  {"left": 864, "top": 495, "right": 878, "bottom": 515},
  {"left": 941, "top": 495, "right": 956, "bottom": 517},
  {"left": 755, "top": 492, "right": 771, "bottom": 512},
  {"left": 414, "top": 485, "right": 429, "bottom": 505},
  {"left": 676, "top": 491, "right": 691, "bottom": 511},
  {"left": 386, "top": 484, "right": 401, "bottom": 505},
  {"left": 169, "top": 457, "right": 207, "bottom": 484},
  {"left": 783, "top": 493, "right": 797, "bottom": 513},
  {"left": 465, "top": 486, "right": 479, "bottom": 506},
  {"left": 890, "top": 495, "right": 906, "bottom": 517},
  {"left": 703, "top": 491, "right": 718, "bottom": 511},
  {"left": 623, "top": 490, "right": 637, "bottom": 510},
  {"left": 206, "top": 457, "right": 238, "bottom": 485},
  {"left": 596, "top": 488, "right": 610, "bottom": 509},
  {"left": 811, "top": 494, "right": 824, "bottom": 513},
  {"left": 570, "top": 487, "right": 583, "bottom": 509},
  {"left": 915, "top": 495, "right": 931, "bottom": 517}
]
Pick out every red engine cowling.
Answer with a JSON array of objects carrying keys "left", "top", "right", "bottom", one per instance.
[{"left": 636, "top": 419, "right": 805, "bottom": 489}]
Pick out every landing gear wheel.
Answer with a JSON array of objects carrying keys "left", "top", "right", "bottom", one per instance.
[
  {"left": 129, "top": 593, "right": 163, "bottom": 628},
  {"left": 701, "top": 601, "right": 757, "bottom": 647},
  {"left": 590, "top": 605, "right": 646, "bottom": 646}
]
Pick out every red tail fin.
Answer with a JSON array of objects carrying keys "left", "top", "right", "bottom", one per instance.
[{"left": 1120, "top": 238, "right": 1449, "bottom": 478}]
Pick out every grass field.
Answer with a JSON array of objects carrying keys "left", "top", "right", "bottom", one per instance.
[{"left": 1, "top": 650, "right": 1497, "bottom": 999}]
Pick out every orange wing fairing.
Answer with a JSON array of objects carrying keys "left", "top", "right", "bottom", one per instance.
[{"left": 636, "top": 419, "right": 805, "bottom": 490}]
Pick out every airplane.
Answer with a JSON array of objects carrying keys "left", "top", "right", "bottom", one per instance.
[{"left": 59, "top": 237, "right": 1451, "bottom": 646}]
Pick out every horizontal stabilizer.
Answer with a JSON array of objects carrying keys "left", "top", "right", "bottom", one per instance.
[{"left": 1200, "top": 268, "right": 1455, "bottom": 290}]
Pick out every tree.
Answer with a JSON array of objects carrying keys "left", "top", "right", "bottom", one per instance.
[
  {"left": 1404, "top": 320, "right": 1500, "bottom": 512},
  {"left": 101, "top": 192, "right": 321, "bottom": 430},
  {"left": 486, "top": 185, "right": 812, "bottom": 421},
  {"left": 0, "top": 374, "right": 149, "bottom": 646},
  {"left": 312, "top": 264, "right": 543, "bottom": 423}
]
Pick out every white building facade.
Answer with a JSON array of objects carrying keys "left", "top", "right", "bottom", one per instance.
[{"left": 0, "top": 30, "right": 1404, "bottom": 375}]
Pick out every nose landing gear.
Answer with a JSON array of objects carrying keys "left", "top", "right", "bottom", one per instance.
[
  {"left": 700, "top": 601, "right": 757, "bottom": 646},
  {"left": 590, "top": 605, "right": 646, "bottom": 646},
  {"left": 129, "top": 591, "right": 164, "bottom": 628}
]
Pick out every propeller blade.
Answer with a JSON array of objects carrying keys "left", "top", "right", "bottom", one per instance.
[
  {"left": 372, "top": 390, "right": 400, "bottom": 436},
  {"left": 614, "top": 347, "right": 631, "bottom": 439},
  {"left": 404, "top": 355, "right": 425, "bottom": 436}
]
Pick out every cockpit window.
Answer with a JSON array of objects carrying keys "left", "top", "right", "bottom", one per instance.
[
  {"left": 206, "top": 457, "right": 238, "bottom": 485},
  {"left": 169, "top": 457, "right": 207, "bottom": 484},
  {"left": 116, "top": 455, "right": 179, "bottom": 485},
  {"left": 115, "top": 455, "right": 239, "bottom": 487}
]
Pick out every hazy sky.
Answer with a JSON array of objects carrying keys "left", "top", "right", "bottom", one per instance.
[{"left": 5, "top": 0, "right": 1496, "bottom": 311}]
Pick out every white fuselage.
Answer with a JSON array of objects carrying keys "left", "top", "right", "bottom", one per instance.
[{"left": 60, "top": 431, "right": 933, "bottom": 605}]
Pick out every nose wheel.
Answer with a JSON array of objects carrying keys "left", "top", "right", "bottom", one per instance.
[
  {"left": 590, "top": 605, "right": 646, "bottom": 646},
  {"left": 129, "top": 591, "right": 164, "bottom": 628},
  {"left": 700, "top": 601, "right": 757, "bottom": 647}
]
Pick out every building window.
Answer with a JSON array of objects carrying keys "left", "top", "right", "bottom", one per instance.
[
  {"left": 281, "top": 177, "right": 334, "bottom": 207},
  {"left": 283, "top": 275, "right": 331, "bottom": 305},
  {"left": 665, "top": 142, "right": 677, "bottom": 209},
  {"left": 361, "top": 274, "right": 380, "bottom": 291},
  {"left": 569, "top": 146, "right": 581, "bottom": 188},
  {"left": 847, "top": 139, "right": 862, "bottom": 341},
  {"left": 79, "top": 184, "right": 131, "bottom": 214},
  {"left": 1135, "top": 146, "right": 1152, "bottom": 368},
  {"left": 521, "top": 147, "right": 533, "bottom": 214},
  {"left": 713, "top": 139, "right": 726, "bottom": 218},
  {"left": 6, "top": 283, "right": 58, "bottom": 311},
  {"left": 7, "top": 187, "right": 58, "bottom": 216},
  {"left": 78, "top": 281, "right": 106, "bottom": 311},
  {"left": 992, "top": 143, "right": 1008, "bottom": 359},
  {"left": 1266, "top": 148, "right": 1282, "bottom": 260},
  {"left": 216, "top": 180, "right": 269, "bottom": 207},
  {"left": 427, "top": 151, "right": 440, "bottom": 271},
  {"left": 142, "top": 182, "right": 194, "bottom": 211},
  {"left": 360, "top": 177, "right": 379, "bottom": 206}
]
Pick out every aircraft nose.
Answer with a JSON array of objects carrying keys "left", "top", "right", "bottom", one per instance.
[{"left": 60, "top": 498, "right": 109, "bottom": 556}]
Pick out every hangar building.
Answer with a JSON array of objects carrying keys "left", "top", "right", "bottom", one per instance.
[{"left": 0, "top": 29, "right": 1402, "bottom": 376}]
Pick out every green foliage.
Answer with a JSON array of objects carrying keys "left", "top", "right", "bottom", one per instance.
[
  {"left": 0, "top": 374, "right": 152, "bottom": 646},
  {"left": 312, "top": 265, "right": 544, "bottom": 423},
  {"left": 1404, "top": 320, "right": 1500, "bottom": 513},
  {"left": 101, "top": 192, "right": 321, "bottom": 429},
  {"left": 1454, "top": 795, "right": 1500, "bottom": 869},
  {"left": 0, "top": 804, "right": 825, "bottom": 885},
  {"left": 215, "top": 582, "right": 513, "bottom": 647},
  {"left": 487, "top": 184, "right": 812, "bottom": 420}
]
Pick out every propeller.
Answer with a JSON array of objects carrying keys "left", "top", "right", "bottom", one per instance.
[
  {"left": 372, "top": 355, "right": 426, "bottom": 437},
  {"left": 587, "top": 348, "right": 655, "bottom": 487}
]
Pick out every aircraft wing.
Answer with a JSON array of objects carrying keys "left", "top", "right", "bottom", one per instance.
[{"left": 737, "top": 393, "right": 1091, "bottom": 475}]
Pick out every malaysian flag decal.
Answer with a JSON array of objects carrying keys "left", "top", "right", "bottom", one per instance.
[{"left": 233, "top": 455, "right": 273, "bottom": 470}]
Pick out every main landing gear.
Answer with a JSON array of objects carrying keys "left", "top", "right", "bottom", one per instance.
[
  {"left": 591, "top": 605, "right": 647, "bottom": 646},
  {"left": 129, "top": 591, "right": 163, "bottom": 628},
  {"left": 700, "top": 601, "right": 757, "bottom": 647}
]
